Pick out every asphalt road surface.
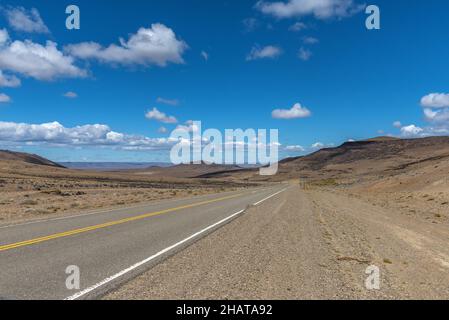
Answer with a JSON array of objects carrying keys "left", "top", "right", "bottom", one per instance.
[{"left": 0, "top": 184, "right": 287, "bottom": 300}]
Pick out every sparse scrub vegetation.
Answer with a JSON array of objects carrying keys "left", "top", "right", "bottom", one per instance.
[
  {"left": 311, "top": 179, "right": 339, "bottom": 187},
  {"left": 0, "top": 155, "right": 250, "bottom": 224}
]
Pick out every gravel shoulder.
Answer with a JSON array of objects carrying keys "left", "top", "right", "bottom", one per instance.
[{"left": 105, "top": 185, "right": 449, "bottom": 300}]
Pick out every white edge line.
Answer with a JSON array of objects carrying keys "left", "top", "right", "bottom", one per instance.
[
  {"left": 65, "top": 187, "right": 286, "bottom": 300},
  {"left": 252, "top": 188, "right": 287, "bottom": 206},
  {"left": 64, "top": 209, "right": 245, "bottom": 300}
]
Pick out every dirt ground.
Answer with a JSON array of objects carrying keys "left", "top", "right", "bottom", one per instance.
[
  {"left": 0, "top": 160, "right": 249, "bottom": 225},
  {"left": 105, "top": 185, "right": 449, "bottom": 300}
]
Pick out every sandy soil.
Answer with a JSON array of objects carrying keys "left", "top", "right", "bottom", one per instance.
[
  {"left": 105, "top": 185, "right": 449, "bottom": 300},
  {"left": 0, "top": 160, "right": 249, "bottom": 225}
]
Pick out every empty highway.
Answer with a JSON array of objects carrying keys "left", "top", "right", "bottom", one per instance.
[{"left": 0, "top": 184, "right": 287, "bottom": 300}]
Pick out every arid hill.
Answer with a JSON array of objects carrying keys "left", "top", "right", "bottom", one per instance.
[
  {"left": 204, "top": 136, "right": 449, "bottom": 185},
  {"left": 197, "top": 136, "right": 449, "bottom": 226},
  {"left": 0, "top": 150, "right": 65, "bottom": 168},
  {"left": 279, "top": 136, "right": 449, "bottom": 180},
  {"left": 0, "top": 151, "right": 251, "bottom": 224}
]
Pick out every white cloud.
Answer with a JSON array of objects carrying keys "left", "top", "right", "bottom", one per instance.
[
  {"left": 423, "top": 108, "right": 449, "bottom": 123},
  {"left": 65, "top": 24, "right": 188, "bottom": 67},
  {"left": 158, "top": 126, "right": 168, "bottom": 134},
  {"left": 246, "top": 45, "right": 282, "bottom": 61},
  {"left": 400, "top": 124, "right": 424, "bottom": 137},
  {"left": 393, "top": 121, "right": 402, "bottom": 128},
  {"left": 0, "top": 70, "right": 20, "bottom": 87},
  {"left": 272, "top": 102, "right": 312, "bottom": 119},
  {"left": 4, "top": 7, "right": 49, "bottom": 34},
  {"left": 0, "top": 93, "right": 11, "bottom": 103},
  {"left": 0, "top": 36, "right": 87, "bottom": 81},
  {"left": 285, "top": 145, "right": 305, "bottom": 151},
  {"left": 311, "top": 142, "right": 324, "bottom": 149},
  {"left": 303, "top": 36, "right": 319, "bottom": 44},
  {"left": 145, "top": 107, "right": 178, "bottom": 124},
  {"left": 0, "top": 29, "right": 9, "bottom": 45},
  {"left": 395, "top": 93, "right": 449, "bottom": 138},
  {"left": 420, "top": 93, "right": 449, "bottom": 108},
  {"left": 298, "top": 47, "right": 312, "bottom": 61},
  {"left": 289, "top": 21, "right": 307, "bottom": 31},
  {"left": 156, "top": 97, "right": 179, "bottom": 106},
  {"left": 256, "top": 0, "right": 364, "bottom": 19},
  {"left": 176, "top": 120, "right": 200, "bottom": 133},
  {"left": 398, "top": 93, "right": 449, "bottom": 136},
  {"left": 105, "top": 131, "right": 124, "bottom": 143},
  {"left": 0, "top": 120, "right": 177, "bottom": 150},
  {"left": 420, "top": 93, "right": 449, "bottom": 131},
  {"left": 201, "top": 50, "right": 209, "bottom": 61},
  {"left": 63, "top": 91, "right": 78, "bottom": 99}
]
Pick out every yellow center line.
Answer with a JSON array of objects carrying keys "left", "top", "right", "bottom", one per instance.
[{"left": 0, "top": 192, "right": 245, "bottom": 253}]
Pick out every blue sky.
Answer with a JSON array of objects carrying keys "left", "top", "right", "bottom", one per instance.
[{"left": 0, "top": 0, "right": 449, "bottom": 162}]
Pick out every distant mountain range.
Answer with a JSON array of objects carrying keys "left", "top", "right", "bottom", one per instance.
[
  {"left": 59, "top": 162, "right": 173, "bottom": 171},
  {"left": 3, "top": 136, "right": 449, "bottom": 187}
]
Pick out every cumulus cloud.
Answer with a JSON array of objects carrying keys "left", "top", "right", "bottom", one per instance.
[
  {"left": 65, "top": 24, "right": 188, "bottom": 67},
  {"left": 256, "top": 0, "right": 364, "bottom": 19},
  {"left": 311, "top": 142, "right": 324, "bottom": 149},
  {"left": 4, "top": 7, "right": 49, "bottom": 34},
  {"left": 395, "top": 93, "right": 449, "bottom": 138},
  {"left": 0, "top": 32, "right": 87, "bottom": 81},
  {"left": 156, "top": 97, "right": 179, "bottom": 106},
  {"left": 145, "top": 107, "right": 178, "bottom": 124},
  {"left": 63, "top": 91, "right": 78, "bottom": 99},
  {"left": 423, "top": 108, "right": 449, "bottom": 123},
  {"left": 0, "top": 70, "right": 20, "bottom": 87},
  {"left": 400, "top": 124, "right": 424, "bottom": 137},
  {"left": 390, "top": 93, "right": 449, "bottom": 138},
  {"left": 0, "top": 93, "right": 11, "bottom": 103},
  {"left": 298, "top": 47, "right": 312, "bottom": 60},
  {"left": 0, "top": 29, "right": 9, "bottom": 45},
  {"left": 419, "top": 93, "right": 449, "bottom": 126},
  {"left": 176, "top": 120, "right": 201, "bottom": 133},
  {"left": 246, "top": 45, "right": 282, "bottom": 61},
  {"left": 420, "top": 93, "right": 449, "bottom": 108},
  {"left": 285, "top": 145, "right": 305, "bottom": 151},
  {"left": 0, "top": 120, "right": 177, "bottom": 150},
  {"left": 289, "top": 21, "right": 307, "bottom": 31},
  {"left": 393, "top": 121, "right": 402, "bottom": 128},
  {"left": 272, "top": 102, "right": 311, "bottom": 119}
]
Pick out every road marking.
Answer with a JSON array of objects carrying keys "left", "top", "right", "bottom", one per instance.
[
  {"left": 0, "top": 193, "right": 248, "bottom": 253},
  {"left": 0, "top": 188, "right": 262, "bottom": 230},
  {"left": 252, "top": 188, "right": 287, "bottom": 206},
  {"left": 65, "top": 209, "right": 246, "bottom": 300}
]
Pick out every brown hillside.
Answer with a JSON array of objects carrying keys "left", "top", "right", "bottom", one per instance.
[
  {"left": 0, "top": 150, "right": 65, "bottom": 168},
  {"left": 205, "top": 136, "right": 449, "bottom": 186}
]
